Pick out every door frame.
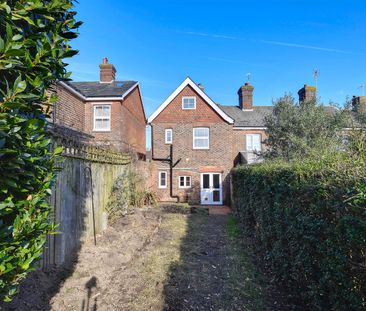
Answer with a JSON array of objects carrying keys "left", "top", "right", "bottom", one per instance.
[{"left": 200, "top": 172, "right": 223, "bottom": 205}]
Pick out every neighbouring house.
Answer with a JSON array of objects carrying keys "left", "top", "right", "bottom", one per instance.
[
  {"left": 52, "top": 58, "right": 147, "bottom": 158},
  {"left": 148, "top": 78, "right": 320, "bottom": 205}
]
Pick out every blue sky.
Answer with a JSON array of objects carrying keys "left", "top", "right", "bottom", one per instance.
[{"left": 68, "top": 0, "right": 366, "bottom": 118}]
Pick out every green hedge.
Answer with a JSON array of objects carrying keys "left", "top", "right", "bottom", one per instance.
[
  {"left": 232, "top": 156, "right": 366, "bottom": 310},
  {"left": 0, "top": 1, "right": 79, "bottom": 301}
]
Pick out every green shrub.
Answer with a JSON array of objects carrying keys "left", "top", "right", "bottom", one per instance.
[
  {"left": 264, "top": 95, "right": 351, "bottom": 160},
  {"left": 0, "top": 0, "right": 79, "bottom": 301},
  {"left": 232, "top": 155, "right": 366, "bottom": 310},
  {"left": 106, "top": 168, "right": 158, "bottom": 221}
]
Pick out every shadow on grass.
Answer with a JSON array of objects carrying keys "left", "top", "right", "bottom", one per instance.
[{"left": 163, "top": 213, "right": 267, "bottom": 311}]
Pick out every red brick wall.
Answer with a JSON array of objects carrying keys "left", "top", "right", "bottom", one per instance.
[
  {"left": 83, "top": 87, "right": 146, "bottom": 155},
  {"left": 232, "top": 129, "right": 268, "bottom": 163},
  {"left": 121, "top": 87, "right": 146, "bottom": 156},
  {"left": 84, "top": 100, "right": 128, "bottom": 151},
  {"left": 54, "top": 84, "right": 146, "bottom": 156},
  {"left": 53, "top": 84, "right": 85, "bottom": 132},
  {"left": 151, "top": 85, "right": 233, "bottom": 204}
]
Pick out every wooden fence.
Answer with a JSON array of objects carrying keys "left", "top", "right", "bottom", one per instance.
[{"left": 42, "top": 133, "right": 131, "bottom": 268}]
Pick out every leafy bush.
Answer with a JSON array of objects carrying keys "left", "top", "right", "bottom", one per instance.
[
  {"left": 126, "top": 168, "right": 158, "bottom": 208},
  {"left": 264, "top": 95, "right": 351, "bottom": 160},
  {"left": 106, "top": 168, "right": 158, "bottom": 221},
  {"left": 232, "top": 154, "right": 366, "bottom": 309},
  {"left": 106, "top": 174, "right": 131, "bottom": 222},
  {"left": 0, "top": 0, "right": 79, "bottom": 301}
]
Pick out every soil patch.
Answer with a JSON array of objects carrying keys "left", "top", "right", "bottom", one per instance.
[{"left": 1, "top": 207, "right": 291, "bottom": 310}]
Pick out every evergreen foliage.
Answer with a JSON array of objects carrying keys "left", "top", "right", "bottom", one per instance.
[{"left": 0, "top": 0, "right": 79, "bottom": 301}]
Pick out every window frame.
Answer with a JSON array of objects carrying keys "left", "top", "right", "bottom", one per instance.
[
  {"left": 93, "top": 104, "right": 111, "bottom": 132},
  {"left": 182, "top": 96, "right": 196, "bottom": 110},
  {"left": 178, "top": 176, "right": 192, "bottom": 189},
  {"left": 193, "top": 127, "right": 210, "bottom": 150},
  {"left": 158, "top": 171, "right": 167, "bottom": 189},
  {"left": 246, "top": 133, "right": 262, "bottom": 152},
  {"left": 165, "top": 128, "right": 173, "bottom": 144}
]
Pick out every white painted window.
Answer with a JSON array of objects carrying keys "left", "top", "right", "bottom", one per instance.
[
  {"left": 246, "top": 134, "right": 262, "bottom": 152},
  {"left": 193, "top": 127, "right": 209, "bottom": 149},
  {"left": 165, "top": 129, "right": 173, "bottom": 144},
  {"left": 179, "top": 176, "right": 191, "bottom": 188},
  {"left": 93, "top": 105, "right": 111, "bottom": 131},
  {"left": 158, "top": 171, "right": 167, "bottom": 188},
  {"left": 182, "top": 96, "right": 196, "bottom": 110}
]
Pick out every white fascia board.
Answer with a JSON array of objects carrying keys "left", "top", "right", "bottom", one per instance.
[
  {"left": 233, "top": 126, "right": 267, "bottom": 130},
  {"left": 58, "top": 81, "right": 139, "bottom": 102},
  {"left": 147, "top": 77, "right": 234, "bottom": 124}
]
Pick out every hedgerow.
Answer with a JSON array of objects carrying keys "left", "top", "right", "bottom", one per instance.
[
  {"left": 232, "top": 153, "right": 366, "bottom": 309},
  {"left": 0, "top": 0, "right": 79, "bottom": 301}
]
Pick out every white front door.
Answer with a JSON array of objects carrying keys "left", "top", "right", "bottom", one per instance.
[{"left": 200, "top": 173, "right": 222, "bottom": 205}]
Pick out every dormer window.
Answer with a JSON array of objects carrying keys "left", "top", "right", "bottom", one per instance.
[{"left": 182, "top": 96, "right": 196, "bottom": 110}]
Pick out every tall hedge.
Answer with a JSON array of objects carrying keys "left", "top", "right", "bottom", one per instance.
[
  {"left": 0, "top": 0, "right": 79, "bottom": 301},
  {"left": 232, "top": 155, "right": 366, "bottom": 310}
]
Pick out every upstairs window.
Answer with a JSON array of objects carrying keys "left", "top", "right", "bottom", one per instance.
[
  {"left": 193, "top": 127, "right": 209, "bottom": 149},
  {"left": 179, "top": 176, "right": 191, "bottom": 188},
  {"left": 246, "top": 134, "right": 262, "bottom": 152},
  {"left": 165, "top": 129, "right": 173, "bottom": 144},
  {"left": 182, "top": 96, "right": 196, "bottom": 110},
  {"left": 93, "top": 105, "right": 111, "bottom": 131}
]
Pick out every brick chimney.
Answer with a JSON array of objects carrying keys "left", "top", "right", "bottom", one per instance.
[
  {"left": 238, "top": 82, "right": 254, "bottom": 110},
  {"left": 99, "top": 57, "right": 116, "bottom": 83},
  {"left": 298, "top": 84, "right": 316, "bottom": 103},
  {"left": 352, "top": 96, "right": 366, "bottom": 113}
]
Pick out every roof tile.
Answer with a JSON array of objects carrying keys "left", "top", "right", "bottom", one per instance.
[{"left": 64, "top": 80, "right": 137, "bottom": 98}]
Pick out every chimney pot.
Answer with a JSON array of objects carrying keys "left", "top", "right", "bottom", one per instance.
[{"left": 99, "top": 57, "right": 116, "bottom": 83}]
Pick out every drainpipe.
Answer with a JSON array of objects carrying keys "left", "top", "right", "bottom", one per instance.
[{"left": 151, "top": 125, "right": 181, "bottom": 202}]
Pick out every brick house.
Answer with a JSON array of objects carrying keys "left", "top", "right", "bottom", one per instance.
[
  {"left": 148, "top": 77, "right": 282, "bottom": 205},
  {"left": 53, "top": 58, "right": 146, "bottom": 157}
]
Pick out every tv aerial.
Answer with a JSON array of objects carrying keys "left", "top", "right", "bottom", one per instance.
[{"left": 313, "top": 69, "right": 319, "bottom": 89}]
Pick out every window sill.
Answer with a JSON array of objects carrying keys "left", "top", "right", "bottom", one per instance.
[{"left": 92, "top": 129, "right": 111, "bottom": 132}]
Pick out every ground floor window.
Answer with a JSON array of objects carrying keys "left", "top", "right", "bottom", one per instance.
[
  {"left": 179, "top": 176, "right": 191, "bottom": 188},
  {"left": 158, "top": 171, "right": 167, "bottom": 188}
]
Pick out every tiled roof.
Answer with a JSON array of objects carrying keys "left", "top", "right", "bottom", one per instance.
[
  {"left": 218, "top": 105, "right": 274, "bottom": 127},
  {"left": 219, "top": 105, "right": 340, "bottom": 127},
  {"left": 64, "top": 80, "right": 138, "bottom": 98}
]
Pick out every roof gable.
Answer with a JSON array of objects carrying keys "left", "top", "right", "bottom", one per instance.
[{"left": 148, "top": 77, "right": 234, "bottom": 124}]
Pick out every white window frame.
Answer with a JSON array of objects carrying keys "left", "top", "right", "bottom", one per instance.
[
  {"left": 165, "top": 129, "right": 173, "bottom": 144},
  {"left": 246, "top": 134, "right": 262, "bottom": 152},
  {"left": 93, "top": 104, "right": 111, "bottom": 131},
  {"left": 182, "top": 96, "right": 196, "bottom": 110},
  {"left": 158, "top": 171, "right": 167, "bottom": 189},
  {"left": 178, "top": 176, "right": 191, "bottom": 189},
  {"left": 193, "top": 127, "right": 210, "bottom": 150}
]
